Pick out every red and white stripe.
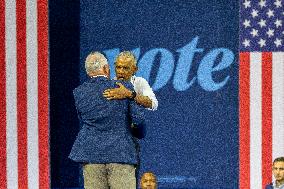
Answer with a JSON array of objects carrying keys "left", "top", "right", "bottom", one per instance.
[
  {"left": 239, "top": 52, "right": 284, "bottom": 189},
  {"left": 0, "top": 0, "right": 49, "bottom": 188}
]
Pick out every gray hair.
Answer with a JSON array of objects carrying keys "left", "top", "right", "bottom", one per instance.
[
  {"left": 115, "top": 51, "right": 137, "bottom": 66},
  {"left": 85, "top": 52, "right": 108, "bottom": 74}
]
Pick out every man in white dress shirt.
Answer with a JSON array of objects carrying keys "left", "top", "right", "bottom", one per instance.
[
  {"left": 103, "top": 51, "right": 158, "bottom": 188},
  {"left": 103, "top": 51, "right": 158, "bottom": 110}
]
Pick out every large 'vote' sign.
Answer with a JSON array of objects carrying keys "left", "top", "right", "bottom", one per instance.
[{"left": 104, "top": 36, "right": 235, "bottom": 92}]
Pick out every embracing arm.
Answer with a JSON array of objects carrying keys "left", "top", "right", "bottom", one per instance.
[
  {"left": 103, "top": 78, "right": 158, "bottom": 110},
  {"left": 134, "top": 95, "right": 152, "bottom": 109},
  {"left": 103, "top": 83, "right": 154, "bottom": 109}
]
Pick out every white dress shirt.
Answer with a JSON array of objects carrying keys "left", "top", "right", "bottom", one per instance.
[
  {"left": 273, "top": 181, "right": 284, "bottom": 189},
  {"left": 130, "top": 76, "right": 158, "bottom": 111}
]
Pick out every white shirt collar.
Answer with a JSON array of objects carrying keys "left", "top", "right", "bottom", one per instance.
[
  {"left": 273, "top": 181, "right": 284, "bottom": 188},
  {"left": 90, "top": 75, "right": 108, "bottom": 78}
]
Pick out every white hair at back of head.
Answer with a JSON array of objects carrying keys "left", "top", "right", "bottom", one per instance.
[{"left": 85, "top": 52, "right": 108, "bottom": 74}]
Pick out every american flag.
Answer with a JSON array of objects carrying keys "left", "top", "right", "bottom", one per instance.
[
  {"left": 0, "top": 0, "right": 49, "bottom": 189},
  {"left": 239, "top": 0, "right": 284, "bottom": 189}
]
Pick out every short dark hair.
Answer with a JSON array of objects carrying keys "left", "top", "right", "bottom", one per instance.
[
  {"left": 115, "top": 51, "right": 137, "bottom": 66},
  {"left": 141, "top": 171, "right": 157, "bottom": 180},
  {"left": 273, "top": 157, "right": 284, "bottom": 165}
]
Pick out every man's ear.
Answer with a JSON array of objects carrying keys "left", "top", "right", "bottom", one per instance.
[
  {"left": 103, "top": 64, "right": 110, "bottom": 78},
  {"left": 133, "top": 65, "right": 138, "bottom": 73}
]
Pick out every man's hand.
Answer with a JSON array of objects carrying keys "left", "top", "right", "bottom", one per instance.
[{"left": 103, "top": 83, "right": 132, "bottom": 100}]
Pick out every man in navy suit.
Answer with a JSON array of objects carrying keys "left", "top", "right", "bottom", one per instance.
[
  {"left": 69, "top": 52, "right": 145, "bottom": 189},
  {"left": 266, "top": 157, "right": 284, "bottom": 189}
]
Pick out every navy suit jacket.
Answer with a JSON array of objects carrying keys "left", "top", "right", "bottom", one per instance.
[{"left": 69, "top": 76, "right": 145, "bottom": 165}]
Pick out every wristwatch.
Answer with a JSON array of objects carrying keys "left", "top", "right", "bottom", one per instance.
[{"left": 129, "top": 91, "right": 137, "bottom": 100}]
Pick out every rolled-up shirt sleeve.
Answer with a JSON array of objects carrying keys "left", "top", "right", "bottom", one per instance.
[{"left": 131, "top": 76, "right": 158, "bottom": 111}]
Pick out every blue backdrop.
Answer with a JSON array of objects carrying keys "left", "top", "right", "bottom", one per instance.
[{"left": 50, "top": 1, "right": 239, "bottom": 188}]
